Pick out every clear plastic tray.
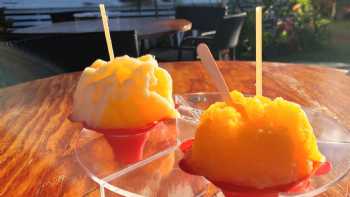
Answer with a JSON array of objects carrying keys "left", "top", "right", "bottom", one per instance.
[{"left": 75, "top": 92, "right": 350, "bottom": 197}]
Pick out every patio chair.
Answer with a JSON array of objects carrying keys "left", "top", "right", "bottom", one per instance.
[
  {"left": 10, "top": 31, "right": 139, "bottom": 71},
  {"left": 177, "top": 12, "right": 246, "bottom": 60},
  {"left": 175, "top": 4, "right": 227, "bottom": 36},
  {"left": 150, "top": 4, "right": 227, "bottom": 58}
]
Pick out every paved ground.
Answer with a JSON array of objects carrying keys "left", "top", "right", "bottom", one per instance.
[
  {"left": 0, "top": 43, "right": 64, "bottom": 87},
  {"left": 0, "top": 35, "right": 201, "bottom": 88}
]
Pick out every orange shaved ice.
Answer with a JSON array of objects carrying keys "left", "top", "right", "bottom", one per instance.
[
  {"left": 71, "top": 55, "right": 178, "bottom": 130},
  {"left": 187, "top": 91, "right": 325, "bottom": 189}
]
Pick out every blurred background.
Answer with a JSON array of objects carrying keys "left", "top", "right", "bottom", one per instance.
[{"left": 0, "top": 0, "right": 349, "bottom": 87}]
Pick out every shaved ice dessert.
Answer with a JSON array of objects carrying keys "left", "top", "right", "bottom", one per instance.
[
  {"left": 183, "top": 91, "right": 325, "bottom": 190},
  {"left": 71, "top": 55, "right": 178, "bottom": 163}
]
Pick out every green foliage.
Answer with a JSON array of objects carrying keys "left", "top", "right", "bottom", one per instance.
[{"left": 233, "top": 0, "right": 331, "bottom": 59}]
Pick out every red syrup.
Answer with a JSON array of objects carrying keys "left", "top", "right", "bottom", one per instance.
[{"left": 179, "top": 139, "right": 331, "bottom": 197}]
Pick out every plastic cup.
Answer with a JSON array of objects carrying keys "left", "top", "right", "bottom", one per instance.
[
  {"left": 83, "top": 120, "right": 160, "bottom": 165},
  {"left": 103, "top": 131, "right": 150, "bottom": 164}
]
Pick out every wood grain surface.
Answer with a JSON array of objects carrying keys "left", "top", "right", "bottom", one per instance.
[
  {"left": 13, "top": 18, "right": 192, "bottom": 39},
  {"left": 0, "top": 61, "right": 350, "bottom": 196}
]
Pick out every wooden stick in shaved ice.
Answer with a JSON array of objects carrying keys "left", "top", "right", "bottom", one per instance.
[
  {"left": 256, "top": 6, "right": 263, "bottom": 96},
  {"left": 99, "top": 4, "right": 115, "bottom": 61}
]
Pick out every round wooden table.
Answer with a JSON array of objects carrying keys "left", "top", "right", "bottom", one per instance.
[
  {"left": 13, "top": 17, "right": 192, "bottom": 39},
  {"left": 1, "top": 61, "right": 350, "bottom": 196}
]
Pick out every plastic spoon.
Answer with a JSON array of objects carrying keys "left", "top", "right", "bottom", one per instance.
[{"left": 197, "top": 43, "right": 246, "bottom": 117}]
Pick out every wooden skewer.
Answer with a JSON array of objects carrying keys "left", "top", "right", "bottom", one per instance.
[
  {"left": 197, "top": 43, "right": 233, "bottom": 105},
  {"left": 256, "top": 6, "right": 263, "bottom": 96},
  {"left": 99, "top": 4, "right": 115, "bottom": 61}
]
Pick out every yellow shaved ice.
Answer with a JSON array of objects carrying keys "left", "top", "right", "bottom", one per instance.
[{"left": 71, "top": 55, "right": 178, "bottom": 129}]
